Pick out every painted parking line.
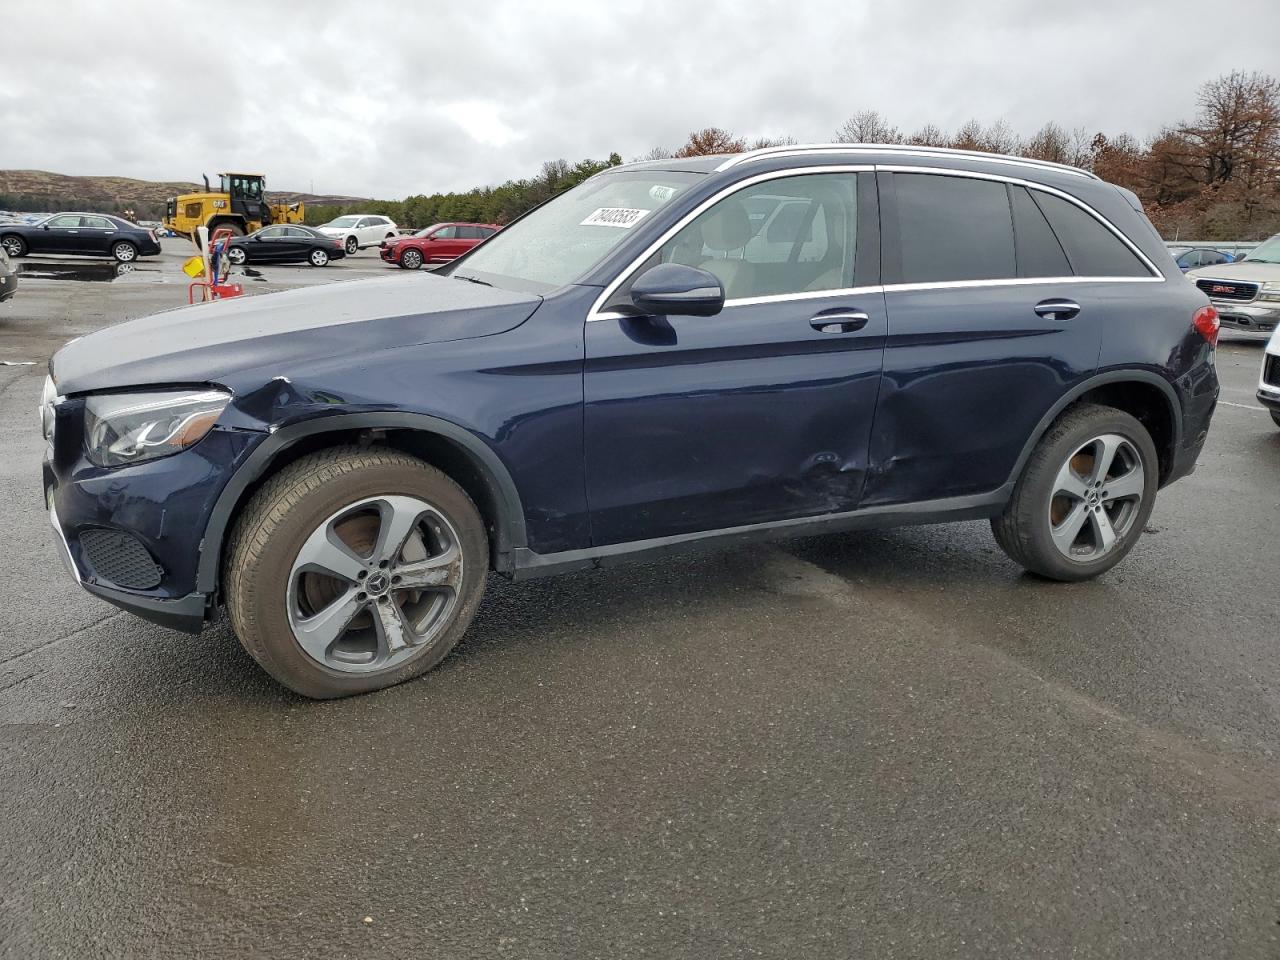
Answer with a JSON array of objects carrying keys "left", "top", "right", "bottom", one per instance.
[{"left": 1218, "top": 400, "right": 1268, "bottom": 413}]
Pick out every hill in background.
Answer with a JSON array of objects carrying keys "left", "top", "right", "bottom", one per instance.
[{"left": 0, "top": 170, "right": 370, "bottom": 220}]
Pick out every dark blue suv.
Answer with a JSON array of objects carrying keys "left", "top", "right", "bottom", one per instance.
[{"left": 42, "top": 145, "right": 1220, "bottom": 698}]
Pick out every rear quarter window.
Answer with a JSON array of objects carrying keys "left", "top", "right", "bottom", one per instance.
[{"left": 1030, "top": 191, "right": 1152, "bottom": 278}]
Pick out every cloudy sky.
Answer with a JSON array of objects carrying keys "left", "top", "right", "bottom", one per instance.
[{"left": 4, "top": 0, "right": 1278, "bottom": 199}]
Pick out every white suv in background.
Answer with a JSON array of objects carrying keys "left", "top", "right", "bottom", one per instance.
[{"left": 316, "top": 215, "right": 399, "bottom": 255}]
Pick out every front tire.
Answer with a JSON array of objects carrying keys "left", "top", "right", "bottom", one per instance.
[
  {"left": 224, "top": 447, "right": 489, "bottom": 699},
  {"left": 399, "top": 248, "right": 423, "bottom": 270},
  {"left": 111, "top": 241, "right": 138, "bottom": 263},
  {"left": 345, "top": 236, "right": 358, "bottom": 255},
  {"left": 992, "top": 403, "right": 1158, "bottom": 581},
  {"left": 309, "top": 248, "right": 330, "bottom": 267},
  {"left": 227, "top": 247, "right": 247, "bottom": 266}
]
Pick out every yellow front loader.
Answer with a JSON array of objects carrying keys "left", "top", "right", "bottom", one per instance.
[{"left": 163, "top": 172, "right": 304, "bottom": 245}]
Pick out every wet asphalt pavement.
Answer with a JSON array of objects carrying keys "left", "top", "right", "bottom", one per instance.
[{"left": 1, "top": 248, "right": 1278, "bottom": 958}]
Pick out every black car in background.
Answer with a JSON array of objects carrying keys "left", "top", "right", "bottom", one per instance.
[
  {"left": 0, "top": 213, "right": 162, "bottom": 263},
  {"left": 0, "top": 246, "right": 15, "bottom": 303},
  {"left": 225, "top": 225, "right": 346, "bottom": 267}
]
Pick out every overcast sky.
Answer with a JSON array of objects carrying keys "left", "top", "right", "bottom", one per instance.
[{"left": 4, "top": 0, "right": 1278, "bottom": 199}]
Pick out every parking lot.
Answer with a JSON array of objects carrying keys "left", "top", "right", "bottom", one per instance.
[{"left": 1, "top": 250, "right": 1278, "bottom": 958}]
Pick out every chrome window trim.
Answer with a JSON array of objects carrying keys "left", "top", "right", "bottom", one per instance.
[
  {"left": 587, "top": 164, "right": 874, "bottom": 322},
  {"left": 716, "top": 143, "right": 1100, "bottom": 180},
  {"left": 587, "top": 163, "right": 1162, "bottom": 322},
  {"left": 883, "top": 276, "right": 1161, "bottom": 293},
  {"left": 878, "top": 165, "right": 1163, "bottom": 281}
]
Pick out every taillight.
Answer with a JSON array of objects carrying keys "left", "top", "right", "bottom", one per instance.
[{"left": 1192, "top": 304, "right": 1219, "bottom": 346}]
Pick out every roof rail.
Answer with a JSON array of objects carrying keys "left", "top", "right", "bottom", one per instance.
[{"left": 715, "top": 143, "right": 1100, "bottom": 180}]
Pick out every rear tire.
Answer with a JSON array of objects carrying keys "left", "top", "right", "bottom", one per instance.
[
  {"left": 1, "top": 235, "right": 27, "bottom": 258},
  {"left": 309, "top": 248, "right": 330, "bottom": 267},
  {"left": 992, "top": 403, "right": 1158, "bottom": 582},
  {"left": 224, "top": 447, "right": 489, "bottom": 699},
  {"left": 345, "top": 236, "right": 358, "bottom": 255},
  {"left": 111, "top": 241, "right": 138, "bottom": 263}
]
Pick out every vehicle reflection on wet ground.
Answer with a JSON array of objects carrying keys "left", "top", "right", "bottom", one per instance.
[{"left": 16, "top": 261, "right": 161, "bottom": 283}]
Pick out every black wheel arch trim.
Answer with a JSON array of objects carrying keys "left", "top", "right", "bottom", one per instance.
[
  {"left": 1006, "top": 369, "right": 1183, "bottom": 486},
  {"left": 195, "top": 412, "right": 528, "bottom": 597}
]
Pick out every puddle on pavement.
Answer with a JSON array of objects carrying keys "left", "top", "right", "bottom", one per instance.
[
  {"left": 241, "top": 267, "right": 268, "bottom": 282},
  {"left": 16, "top": 262, "right": 165, "bottom": 283}
]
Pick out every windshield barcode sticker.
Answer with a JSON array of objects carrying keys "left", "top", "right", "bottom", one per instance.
[{"left": 581, "top": 207, "right": 650, "bottom": 229}]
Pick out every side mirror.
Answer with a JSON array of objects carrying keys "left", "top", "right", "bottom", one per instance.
[{"left": 630, "top": 263, "right": 725, "bottom": 317}]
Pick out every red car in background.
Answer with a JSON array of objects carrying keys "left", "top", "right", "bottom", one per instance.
[{"left": 380, "top": 222, "right": 501, "bottom": 269}]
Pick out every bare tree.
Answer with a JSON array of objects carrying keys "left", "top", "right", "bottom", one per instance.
[
  {"left": 747, "top": 135, "right": 798, "bottom": 149},
  {"left": 1178, "top": 70, "right": 1280, "bottom": 188},
  {"left": 633, "top": 146, "right": 674, "bottom": 162},
  {"left": 906, "top": 124, "right": 948, "bottom": 146},
  {"left": 834, "top": 110, "right": 903, "bottom": 144},
  {"left": 1024, "top": 122, "right": 1071, "bottom": 163},
  {"left": 674, "top": 127, "right": 748, "bottom": 158}
]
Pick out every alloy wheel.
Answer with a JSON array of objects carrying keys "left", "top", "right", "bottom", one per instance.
[
  {"left": 286, "top": 495, "right": 464, "bottom": 673},
  {"left": 401, "top": 249, "right": 423, "bottom": 269},
  {"left": 345, "top": 237, "right": 358, "bottom": 255},
  {"left": 112, "top": 242, "right": 137, "bottom": 262},
  {"left": 227, "top": 248, "right": 246, "bottom": 265},
  {"left": 1, "top": 237, "right": 22, "bottom": 257},
  {"left": 1048, "top": 433, "right": 1145, "bottom": 562},
  {"left": 310, "top": 249, "right": 329, "bottom": 266}
]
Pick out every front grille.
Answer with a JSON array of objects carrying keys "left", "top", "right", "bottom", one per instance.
[
  {"left": 79, "top": 529, "right": 162, "bottom": 589},
  {"left": 1265, "top": 355, "right": 1280, "bottom": 389},
  {"left": 1196, "top": 278, "right": 1258, "bottom": 302}
]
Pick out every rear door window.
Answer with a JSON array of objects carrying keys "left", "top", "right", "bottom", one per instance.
[
  {"left": 894, "top": 174, "right": 1015, "bottom": 283},
  {"left": 1029, "top": 191, "right": 1152, "bottom": 278}
]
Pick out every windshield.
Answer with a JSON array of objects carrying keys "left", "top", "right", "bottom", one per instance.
[
  {"left": 1241, "top": 235, "right": 1280, "bottom": 264},
  {"left": 450, "top": 170, "right": 703, "bottom": 291},
  {"left": 324, "top": 216, "right": 360, "bottom": 228},
  {"left": 414, "top": 224, "right": 446, "bottom": 238}
]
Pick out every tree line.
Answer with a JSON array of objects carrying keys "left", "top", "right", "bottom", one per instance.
[{"left": 311, "top": 70, "right": 1279, "bottom": 241}]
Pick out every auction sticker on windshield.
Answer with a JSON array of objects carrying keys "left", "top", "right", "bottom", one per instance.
[{"left": 581, "top": 207, "right": 650, "bottom": 229}]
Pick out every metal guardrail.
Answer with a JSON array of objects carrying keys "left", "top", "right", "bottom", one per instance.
[{"left": 1164, "top": 240, "right": 1257, "bottom": 257}]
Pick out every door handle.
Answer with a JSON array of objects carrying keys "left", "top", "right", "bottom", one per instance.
[
  {"left": 810, "top": 309, "right": 870, "bottom": 334},
  {"left": 1034, "top": 298, "right": 1081, "bottom": 321}
]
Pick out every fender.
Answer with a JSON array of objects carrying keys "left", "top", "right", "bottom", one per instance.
[
  {"left": 1006, "top": 369, "right": 1183, "bottom": 486},
  {"left": 194, "top": 412, "right": 528, "bottom": 595}
]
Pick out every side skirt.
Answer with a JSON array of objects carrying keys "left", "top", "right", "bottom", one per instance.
[{"left": 510, "top": 485, "right": 1012, "bottom": 580}]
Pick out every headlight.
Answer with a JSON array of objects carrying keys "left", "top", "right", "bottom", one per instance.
[
  {"left": 1262, "top": 281, "right": 1280, "bottom": 302},
  {"left": 84, "top": 389, "right": 230, "bottom": 468}
]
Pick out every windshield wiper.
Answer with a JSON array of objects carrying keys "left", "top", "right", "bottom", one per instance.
[{"left": 453, "top": 273, "right": 492, "bottom": 287}]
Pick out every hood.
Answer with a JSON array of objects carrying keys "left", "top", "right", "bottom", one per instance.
[
  {"left": 316, "top": 225, "right": 347, "bottom": 234},
  {"left": 52, "top": 272, "right": 541, "bottom": 395},
  {"left": 1186, "top": 261, "right": 1280, "bottom": 283}
]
